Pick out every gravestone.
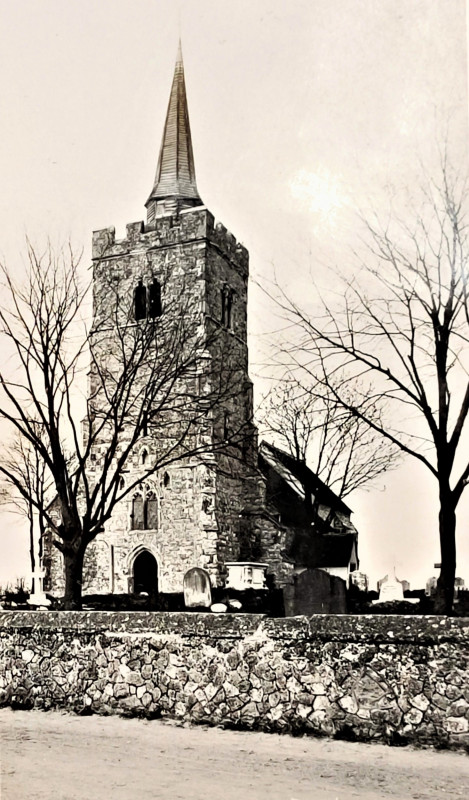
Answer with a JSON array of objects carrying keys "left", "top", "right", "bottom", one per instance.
[
  {"left": 378, "top": 575, "right": 404, "bottom": 602},
  {"left": 210, "top": 603, "right": 227, "bottom": 613},
  {"left": 27, "top": 570, "right": 51, "bottom": 608},
  {"left": 283, "top": 568, "right": 347, "bottom": 616},
  {"left": 183, "top": 567, "right": 212, "bottom": 609}
]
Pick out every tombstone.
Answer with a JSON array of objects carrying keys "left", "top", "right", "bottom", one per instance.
[
  {"left": 210, "top": 603, "right": 227, "bottom": 614},
  {"left": 27, "top": 570, "right": 51, "bottom": 608},
  {"left": 283, "top": 568, "right": 347, "bottom": 616},
  {"left": 183, "top": 567, "right": 212, "bottom": 609},
  {"left": 378, "top": 574, "right": 404, "bottom": 603}
]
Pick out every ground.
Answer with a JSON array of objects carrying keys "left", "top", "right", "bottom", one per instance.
[{"left": 1, "top": 709, "right": 468, "bottom": 799}]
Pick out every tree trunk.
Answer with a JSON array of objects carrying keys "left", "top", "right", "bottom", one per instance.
[
  {"left": 434, "top": 496, "right": 457, "bottom": 615},
  {"left": 28, "top": 504, "right": 36, "bottom": 595},
  {"left": 63, "top": 545, "right": 85, "bottom": 610}
]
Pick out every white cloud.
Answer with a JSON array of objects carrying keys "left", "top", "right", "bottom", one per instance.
[{"left": 289, "top": 168, "right": 349, "bottom": 227}]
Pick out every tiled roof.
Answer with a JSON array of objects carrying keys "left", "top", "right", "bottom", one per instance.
[{"left": 259, "top": 440, "right": 352, "bottom": 516}]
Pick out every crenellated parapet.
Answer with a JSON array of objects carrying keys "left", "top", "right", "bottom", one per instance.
[{"left": 92, "top": 207, "right": 249, "bottom": 277}]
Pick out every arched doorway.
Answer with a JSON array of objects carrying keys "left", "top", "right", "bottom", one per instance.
[{"left": 133, "top": 550, "right": 158, "bottom": 598}]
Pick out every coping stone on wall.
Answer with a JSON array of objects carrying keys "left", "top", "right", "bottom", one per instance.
[
  {"left": 0, "top": 611, "right": 468, "bottom": 645},
  {"left": 0, "top": 611, "right": 267, "bottom": 639}
]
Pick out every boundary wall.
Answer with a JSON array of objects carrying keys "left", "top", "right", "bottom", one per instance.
[{"left": 1, "top": 612, "right": 468, "bottom": 750}]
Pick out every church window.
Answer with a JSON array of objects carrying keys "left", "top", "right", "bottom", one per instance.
[
  {"left": 130, "top": 490, "right": 159, "bottom": 531},
  {"left": 118, "top": 476, "right": 125, "bottom": 490},
  {"left": 226, "top": 289, "right": 233, "bottom": 328},
  {"left": 134, "top": 279, "right": 147, "bottom": 321},
  {"left": 148, "top": 279, "right": 162, "bottom": 318},
  {"left": 141, "top": 449, "right": 148, "bottom": 465},
  {"left": 221, "top": 285, "right": 234, "bottom": 329},
  {"left": 223, "top": 410, "right": 231, "bottom": 440},
  {"left": 146, "top": 493, "right": 159, "bottom": 529},
  {"left": 131, "top": 495, "right": 145, "bottom": 530},
  {"left": 163, "top": 471, "right": 171, "bottom": 488}
]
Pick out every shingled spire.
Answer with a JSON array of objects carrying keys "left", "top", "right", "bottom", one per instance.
[{"left": 146, "top": 42, "right": 202, "bottom": 223}]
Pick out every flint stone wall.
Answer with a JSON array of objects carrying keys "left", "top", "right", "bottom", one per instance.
[{"left": 1, "top": 612, "right": 468, "bottom": 750}]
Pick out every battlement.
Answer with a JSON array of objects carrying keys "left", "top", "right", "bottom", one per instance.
[{"left": 92, "top": 207, "right": 249, "bottom": 274}]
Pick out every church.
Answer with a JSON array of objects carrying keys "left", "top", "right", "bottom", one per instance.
[{"left": 43, "top": 46, "right": 358, "bottom": 606}]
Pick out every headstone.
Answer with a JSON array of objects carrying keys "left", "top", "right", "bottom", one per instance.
[
  {"left": 378, "top": 575, "right": 404, "bottom": 602},
  {"left": 210, "top": 603, "right": 227, "bottom": 614},
  {"left": 283, "top": 568, "right": 347, "bottom": 616},
  {"left": 183, "top": 567, "right": 212, "bottom": 609},
  {"left": 27, "top": 570, "right": 51, "bottom": 608}
]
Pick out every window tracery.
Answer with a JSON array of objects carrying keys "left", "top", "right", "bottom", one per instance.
[{"left": 130, "top": 485, "right": 159, "bottom": 531}]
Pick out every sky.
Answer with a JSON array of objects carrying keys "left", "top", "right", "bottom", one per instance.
[{"left": 0, "top": 0, "right": 468, "bottom": 590}]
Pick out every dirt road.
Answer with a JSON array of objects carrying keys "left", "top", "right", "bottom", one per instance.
[{"left": 1, "top": 709, "right": 468, "bottom": 800}]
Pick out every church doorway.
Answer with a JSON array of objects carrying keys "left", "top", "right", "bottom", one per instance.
[{"left": 132, "top": 550, "right": 158, "bottom": 599}]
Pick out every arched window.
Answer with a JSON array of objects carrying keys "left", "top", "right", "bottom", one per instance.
[
  {"left": 145, "top": 492, "right": 159, "bottom": 529},
  {"left": 130, "top": 488, "right": 159, "bottom": 531},
  {"left": 226, "top": 289, "right": 233, "bottom": 328},
  {"left": 148, "top": 279, "right": 162, "bottom": 318},
  {"left": 163, "top": 471, "right": 170, "bottom": 488},
  {"left": 141, "top": 449, "right": 148, "bottom": 466},
  {"left": 134, "top": 279, "right": 147, "bottom": 321},
  {"left": 223, "top": 410, "right": 231, "bottom": 440},
  {"left": 221, "top": 285, "right": 234, "bottom": 329},
  {"left": 131, "top": 495, "right": 144, "bottom": 530}
]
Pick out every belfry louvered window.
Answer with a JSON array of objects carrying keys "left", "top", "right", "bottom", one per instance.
[
  {"left": 148, "top": 280, "right": 162, "bottom": 318},
  {"left": 134, "top": 280, "right": 147, "bottom": 321},
  {"left": 134, "top": 279, "right": 162, "bottom": 320}
]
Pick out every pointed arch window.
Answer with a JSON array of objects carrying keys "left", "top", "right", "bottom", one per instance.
[
  {"left": 131, "top": 495, "right": 145, "bottom": 530},
  {"left": 146, "top": 492, "right": 159, "bottom": 530},
  {"left": 134, "top": 278, "right": 163, "bottom": 321},
  {"left": 148, "top": 279, "right": 162, "bottom": 318},
  {"left": 131, "top": 488, "right": 159, "bottom": 531},
  {"left": 134, "top": 279, "right": 147, "bottom": 321},
  {"left": 223, "top": 410, "right": 231, "bottom": 441},
  {"left": 221, "top": 285, "right": 234, "bottom": 329}
]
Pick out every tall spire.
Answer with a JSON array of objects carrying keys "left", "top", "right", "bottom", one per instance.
[{"left": 146, "top": 42, "right": 202, "bottom": 222}]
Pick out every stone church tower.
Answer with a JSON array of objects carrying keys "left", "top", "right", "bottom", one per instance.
[
  {"left": 56, "top": 45, "right": 268, "bottom": 598},
  {"left": 44, "top": 46, "right": 356, "bottom": 603}
]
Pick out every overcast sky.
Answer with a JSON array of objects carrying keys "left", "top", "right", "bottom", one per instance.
[{"left": 0, "top": 0, "right": 468, "bottom": 589}]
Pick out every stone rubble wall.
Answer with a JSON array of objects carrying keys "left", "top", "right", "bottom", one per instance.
[{"left": 1, "top": 612, "right": 468, "bottom": 750}]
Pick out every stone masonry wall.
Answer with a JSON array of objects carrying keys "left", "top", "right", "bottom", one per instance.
[{"left": 1, "top": 612, "right": 468, "bottom": 751}]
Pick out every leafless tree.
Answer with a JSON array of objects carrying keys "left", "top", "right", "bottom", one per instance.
[
  {"left": 0, "top": 242, "right": 250, "bottom": 609},
  {"left": 258, "top": 376, "right": 398, "bottom": 510},
  {"left": 0, "top": 424, "right": 52, "bottom": 593},
  {"left": 273, "top": 163, "right": 469, "bottom": 613}
]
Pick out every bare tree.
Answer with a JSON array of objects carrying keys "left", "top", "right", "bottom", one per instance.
[
  {"left": 1, "top": 425, "right": 52, "bottom": 594},
  {"left": 258, "top": 376, "right": 398, "bottom": 511},
  {"left": 274, "top": 164, "right": 469, "bottom": 613},
  {"left": 0, "top": 243, "right": 250, "bottom": 609}
]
